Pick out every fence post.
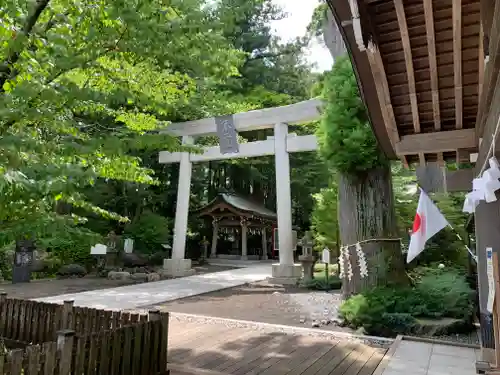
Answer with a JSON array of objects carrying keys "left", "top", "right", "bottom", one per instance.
[
  {"left": 61, "top": 300, "right": 74, "bottom": 329},
  {"left": 0, "top": 293, "right": 7, "bottom": 337},
  {"left": 57, "top": 329, "right": 75, "bottom": 375},
  {"left": 148, "top": 309, "right": 161, "bottom": 321},
  {"left": 160, "top": 312, "right": 169, "bottom": 374}
]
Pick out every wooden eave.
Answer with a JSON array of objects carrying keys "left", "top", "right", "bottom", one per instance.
[
  {"left": 193, "top": 193, "right": 277, "bottom": 222},
  {"left": 474, "top": 0, "right": 500, "bottom": 171},
  {"left": 196, "top": 202, "right": 250, "bottom": 219},
  {"left": 327, "top": 0, "right": 483, "bottom": 166},
  {"left": 326, "top": 0, "right": 396, "bottom": 159}
]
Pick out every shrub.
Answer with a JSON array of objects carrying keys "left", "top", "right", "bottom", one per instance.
[
  {"left": 123, "top": 211, "right": 171, "bottom": 255},
  {"left": 39, "top": 226, "right": 102, "bottom": 270},
  {"left": 417, "top": 270, "right": 475, "bottom": 320},
  {"left": 301, "top": 275, "right": 342, "bottom": 290},
  {"left": 339, "top": 269, "right": 475, "bottom": 337}
]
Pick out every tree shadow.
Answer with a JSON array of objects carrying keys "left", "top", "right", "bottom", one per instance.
[{"left": 167, "top": 326, "right": 387, "bottom": 375}]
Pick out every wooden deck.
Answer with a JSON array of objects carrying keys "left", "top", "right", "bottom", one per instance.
[{"left": 167, "top": 318, "right": 387, "bottom": 375}]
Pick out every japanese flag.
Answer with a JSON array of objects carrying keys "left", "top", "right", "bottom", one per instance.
[{"left": 407, "top": 188, "right": 450, "bottom": 263}]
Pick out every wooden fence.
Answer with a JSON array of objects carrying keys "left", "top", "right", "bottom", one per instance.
[{"left": 0, "top": 294, "right": 170, "bottom": 375}]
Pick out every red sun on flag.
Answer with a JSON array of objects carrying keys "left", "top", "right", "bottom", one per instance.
[{"left": 412, "top": 213, "right": 425, "bottom": 235}]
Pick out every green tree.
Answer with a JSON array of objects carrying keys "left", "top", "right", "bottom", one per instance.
[
  {"left": 311, "top": 181, "right": 339, "bottom": 252},
  {"left": 317, "top": 56, "right": 408, "bottom": 292},
  {"left": 0, "top": 0, "right": 243, "bottom": 244}
]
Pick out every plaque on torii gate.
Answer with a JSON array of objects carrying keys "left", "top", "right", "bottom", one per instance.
[{"left": 215, "top": 115, "right": 239, "bottom": 154}]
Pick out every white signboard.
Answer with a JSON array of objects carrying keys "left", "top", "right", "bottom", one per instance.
[
  {"left": 124, "top": 238, "right": 134, "bottom": 254},
  {"left": 321, "top": 248, "right": 331, "bottom": 264},
  {"left": 91, "top": 243, "right": 107, "bottom": 255},
  {"left": 487, "top": 247, "right": 495, "bottom": 313}
]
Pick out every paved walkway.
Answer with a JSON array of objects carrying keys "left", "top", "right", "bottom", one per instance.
[
  {"left": 34, "top": 264, "right": 272, "bottom": 310},
  {"left": 381, "top": 339, "right": 479, "bottom": 375}
]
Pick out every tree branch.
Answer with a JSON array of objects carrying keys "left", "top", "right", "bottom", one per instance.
[{"left": 0, "top": 0, "right": 51, "bottom": 92}]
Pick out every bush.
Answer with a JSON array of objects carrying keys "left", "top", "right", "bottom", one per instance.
[
  {"left": 123, "top": 212, "right": 171, "bottom": 255},
  {"left": 301, "top": 275, "right": 342, "bottom": 290},
  {"left": 39, "top": 227, "right": 102, "bottom": 270},
  {"left": 339, "top": 269, "right": 475, "bottom": 337}
]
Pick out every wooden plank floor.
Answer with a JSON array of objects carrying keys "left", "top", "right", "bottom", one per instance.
[{"left": 167, "top": 318, "right": 387, "bottom": 375}]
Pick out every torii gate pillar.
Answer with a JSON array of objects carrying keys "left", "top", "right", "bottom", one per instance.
[
  {"left": 163, "top": 135, "right": 196, "bottom": 277},
  {"left": 270, "top": 123, "right": 302, "bottom": 284}
]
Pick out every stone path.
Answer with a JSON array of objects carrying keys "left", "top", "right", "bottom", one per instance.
[
  {"left": 34, "top": 264, "right": 272, "bottom": 310},
  {"left": 381, "top": 339, "right": 479, "bottom": 375}
]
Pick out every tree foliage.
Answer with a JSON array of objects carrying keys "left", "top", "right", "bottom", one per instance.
[
  {"left": 0, "top": 0, "right": 244, "bottom": 242},
  {"left": 317, "top": 55, "right": 387, "bottom": 176}
]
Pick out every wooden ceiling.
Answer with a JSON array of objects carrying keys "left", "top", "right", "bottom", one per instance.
[{"left": 328, "top": 0, "right": 483, "bottom": 166}]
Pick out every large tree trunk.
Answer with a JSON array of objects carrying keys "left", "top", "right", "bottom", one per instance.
[{"left": 338, "top": 164, "right": 408, "bottom": 297}]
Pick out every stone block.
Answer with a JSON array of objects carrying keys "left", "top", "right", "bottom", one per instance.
[
  {"left": 268, "top": 263, "right": 302, "bottom": 285},
  {"left": 163, "top": 258, "right": 195, "bottom": 277},
  {"left": 108, "top": 271, "right": 131, "bottom": 280}
]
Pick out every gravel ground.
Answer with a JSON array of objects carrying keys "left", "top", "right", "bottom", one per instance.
[
  {"left": 0, "top": 264, "right": 237, "bottom": 300},
  {"left": 417, "top": 330, "right": 481, "bottom": 346},
  {"left": 156, "top": 280, "right": 353, "bottom": 333}
]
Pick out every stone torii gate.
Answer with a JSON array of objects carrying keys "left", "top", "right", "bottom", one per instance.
[{"left": 159, "top": 99, "right": 322, "bottom": 284}]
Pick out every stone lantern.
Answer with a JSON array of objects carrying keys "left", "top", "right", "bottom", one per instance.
[{"left": 298, "top": 231, "right": 315, "bottom": 282}]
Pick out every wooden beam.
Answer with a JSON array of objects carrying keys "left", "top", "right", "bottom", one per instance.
[
  {"left": 476, "top": 22, "right": 485, "bottom": 140},
  {"left": 395, "top": 128, "right": 477, "bottom": 154},
  {"left": 476, "top": 0, "right": 500, "bottom": 138},
  {"left": 475, "top": 69, "right": 500, "bottom": 173},
  {"left": 160, "top": 99, "right": 322, "bottom": 137},
  {"left": 481, "top": 0, "right": 496, "bottom": 43},
  {"left": 423, "top": 0, "right": 441, "bottom": 131},
  {"left": 365, "top": 41, "right": 408, "bottom": 166},
  {"left": 453, "top": 0, "right": 463, "bottom": 130},
  {"left": 394, "top": 0, "right": 420, "bottom": 133},
  {"left": 416, "top": 165, "right": 473, "bottom": 193},
  {"left": 479, "top": 22, "right": 485, "bottom": 106},
  {"left": 447, "top": 168, "right": 473, "bottom": 191}
]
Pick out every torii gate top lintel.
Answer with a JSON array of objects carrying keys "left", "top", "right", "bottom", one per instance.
[{"left": 160, "top": 98, "right": 323, "bottom": 137}]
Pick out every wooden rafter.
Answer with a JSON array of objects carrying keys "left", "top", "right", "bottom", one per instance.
[
  {"left": 453, "top": 0, "right": 463, "bottom": 130},
  {"left": 394, "top": 0, "right": 420, "bottom": 134},
  {"left": 478, "top": 22, "right": 485, "bottom": 108},
  {"left": 366, "top": 41, "right": 408, "bottom": 167},
  {"left": 423, "top": 0, "right": 441, "bottom": 131}
]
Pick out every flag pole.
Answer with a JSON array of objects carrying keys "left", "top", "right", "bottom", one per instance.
[{"left": 447, "top": 223, "right": 478, "bottom": 263}]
